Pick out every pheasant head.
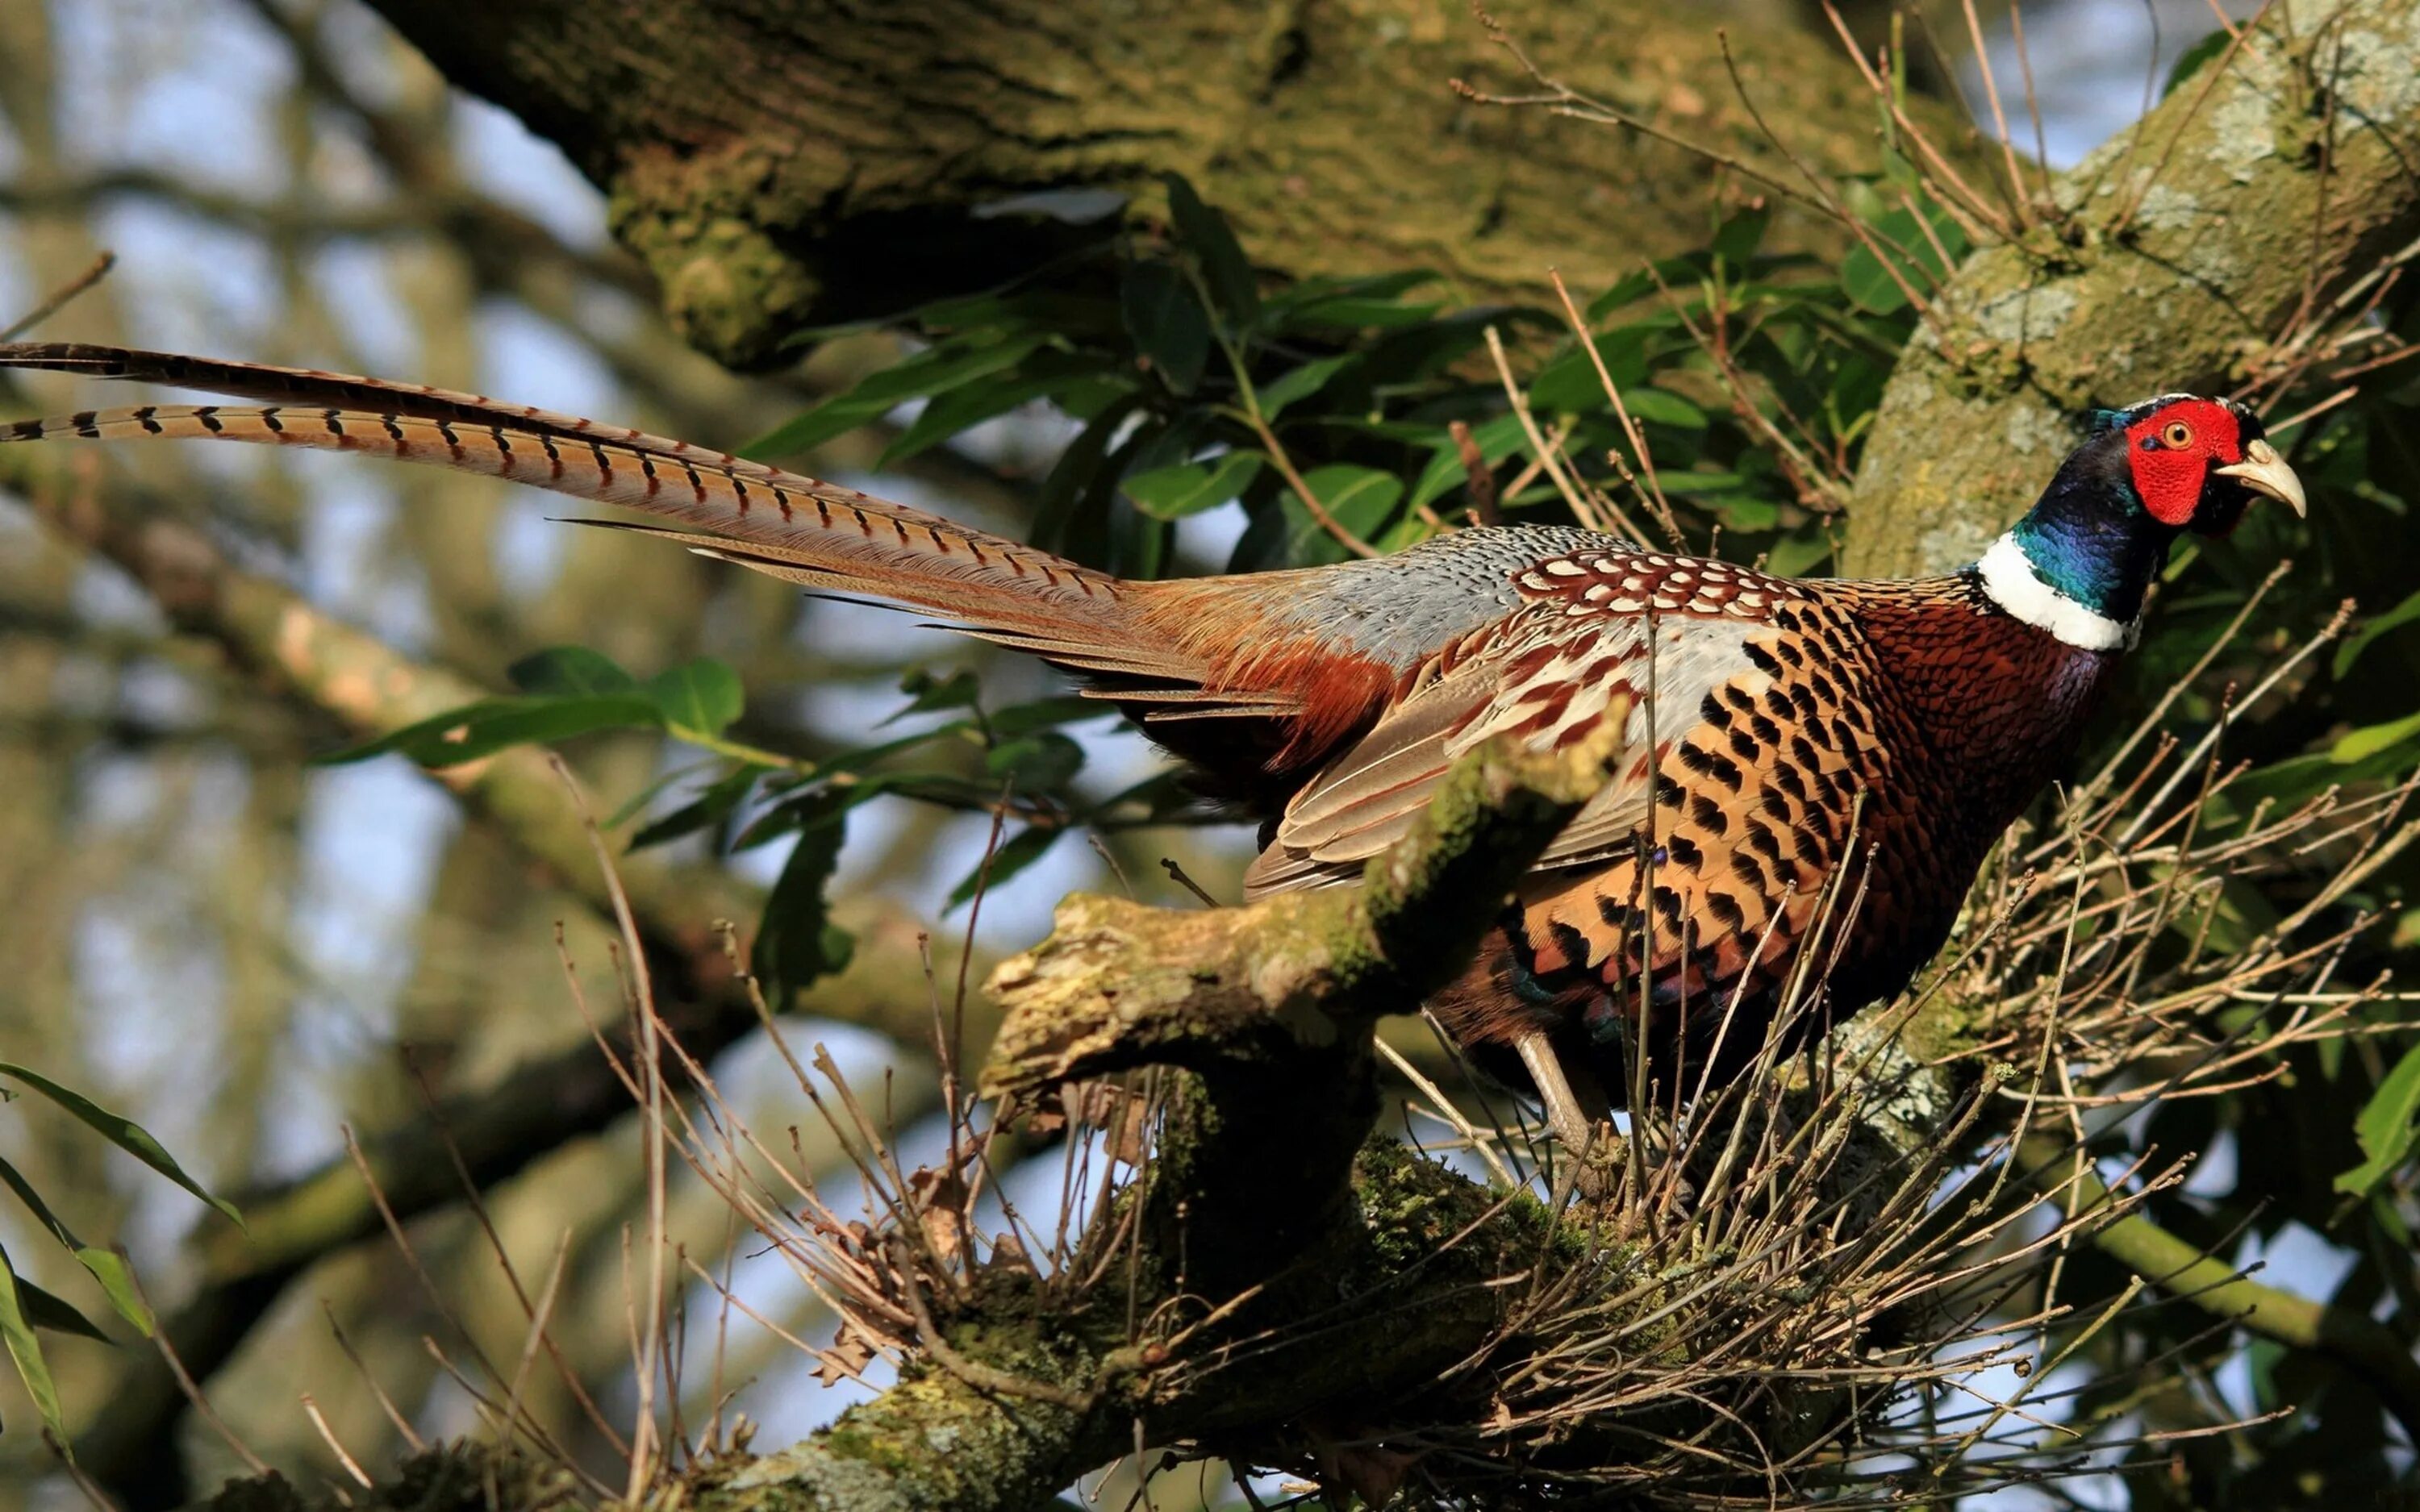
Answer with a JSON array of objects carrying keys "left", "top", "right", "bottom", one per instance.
[{"left": 1976, "top": 394, "right": 2307, "bottom": 652}]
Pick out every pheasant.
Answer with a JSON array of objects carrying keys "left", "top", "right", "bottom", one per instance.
[{"left": 0, "top": 344, "right": 2305, "bottom": 1160}]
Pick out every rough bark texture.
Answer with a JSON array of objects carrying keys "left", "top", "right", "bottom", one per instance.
[
  {"left": 1845, "top": 0, "right": 2420, "bottom": 575},
  {"left": 361, "top": 0, "right": 1963, "bottom": 368}
]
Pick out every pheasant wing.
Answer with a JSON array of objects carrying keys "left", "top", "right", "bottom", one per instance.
[{"left": 1243, "top": 551, "right": 1804, "bottom": 897}]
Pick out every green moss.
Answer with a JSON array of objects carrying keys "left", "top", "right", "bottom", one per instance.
[
  {"left": 607, "top": 147, "right": 824, "bottom": 370},
  {"left": 1349, "top": 1138, "right": 1574, "bottom": 1277}
]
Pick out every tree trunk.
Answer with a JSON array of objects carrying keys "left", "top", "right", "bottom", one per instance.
[
  {"left": 1843, "top": 0, "right": 2420, "bottom": 574},
  {"left": 362, "top": 0, "right": 1970, "bottom": 367},
  {"left": 130, "top": 0, "right": 2420, "bottom": 1503}
]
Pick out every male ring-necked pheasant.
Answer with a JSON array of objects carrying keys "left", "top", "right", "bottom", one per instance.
[{"left": 0, "top": 344, "right": 2305, "bottom": 1154}]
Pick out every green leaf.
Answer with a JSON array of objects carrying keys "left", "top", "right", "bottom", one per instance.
[
  {"left": 2164, "top": 28, "right": 2232, "bottom": 97},
  {"left": 986, "top": 732, "right": 1086, "bottom": 793},
  {"left": 2334, "top": 588, "right": 2420, "bottom": 678},
  {"left": 890, "top": 668, "right": 984, "bottom": 720},
  {"left": 0, "top": 1242, "right": 65, "bottom": 1444},
  {"left": 744, "top": 333, "right": 1052, "bottom": 456},
  {"left": 1164, "top": 174, "right": 1260, "bottom": 328},
  {"left": 1619, "top": 387, "right": 1708, "bottom": 429},
  {"left": 1529, "top": 331, "right": 1651, "bottom": 414},
  {"left": 947, "top": 826, "right": 1062, "bottom": 910},
  {"left": 1709, "top": 494, "right": 1781, "bottom": 532},
  {"left": 1282, "top": 291, "right": 1446, "bottom": 330},
  {"left": 508, "top": 646, "right": 638, "bottom": 697},
  {"left": 1122, "top": 452, "right": 1265, "bottom": 520},
  {"left": 648, "top": 658, "right": 745, "bottom": 739},
  {"left": 1120, "top": 263, "right": 1211, "bottom": 395},
  {"left": 0, "top": 1156, "right": 152, "bottom": 1336},
  {"left": 1764, "top": 527, "right": 1837, "bottom": 578},
  {"left": 628, "top": 764, "right": 766, "bottom": 852},
  {"left": 1710, "top": 205, "right": 1772, "bottom": 266},
  {"left": 751, "top": 794, "right": 855, "bottom": 1010},
  {"left": 0, "top": 1064, "right": 242, "bottom": 1230},
  {"left": 1654, "top": 469, "right": 1748, "bottom": 493},
  {"left": 1267, "top": 270, "right": 1434, "bottom": 305},
  {"left": 989, "top": 695, "right": 1113, "bottom": 736},
  {"left": 1281, "top": 465, "right": 1406, "bottom": 564},
  {"left": 1842, "top": 197, "right": 1969, "bottom": 315},
  {"left": 1255, "top": 355, "right": 1358, "bottom": 420},
  {"left": 1311, "top": 467, "right": 1408, "bottom": 531},
  {"left": 741, "top": 392, "right": 897, "bottom": 458},
  {"left": 2330, "top": 709, "right": 2420, "bottom": 766},
  {"left": 2334, "top": 1042, "right": 2420, "bottom": 1195},
  {"left": 15, "top": 1277, "right": 110, "bottom": 1343},
  {"left": 317, "top": 694, "right": 668, "bottom": 767},
  {"left": 877, "top": 364, "right": 1101, "bottom": 468},
  {"left": 1033, "top": 391, "right": 1154, "bottom": 556},
  {"left": 605, "top": 760, "right": 712, "bottom": 830},
  {"left": 1410, "top": 413, "right": 1527, "bottom": 508},
  {"left": 1587, "top": 260, "right": 1693, "bottom": 319}
]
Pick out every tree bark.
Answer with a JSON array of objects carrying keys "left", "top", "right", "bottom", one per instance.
[
  {"left": 1844, "top": 0, "right": 2420, "bottom": 574},
  {"left": 360, "top": 0, "right": 1967, "bottom": 368}
]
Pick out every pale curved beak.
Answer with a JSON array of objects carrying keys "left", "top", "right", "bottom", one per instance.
[{"left": 2215, "top": 438, "right": 2308, "bottom": 517}]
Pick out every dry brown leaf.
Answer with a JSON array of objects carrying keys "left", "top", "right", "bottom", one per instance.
[
  {"left": 812, "top": 1322, "right": 878, "bottom": 1388},
  {"left": 907, "top": 1164, "right": 972, "bottom": 1257}
]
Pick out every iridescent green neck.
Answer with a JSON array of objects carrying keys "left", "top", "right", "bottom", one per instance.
[{"left": 1974, "top": 432, "right": 2177, "bottom": 651}]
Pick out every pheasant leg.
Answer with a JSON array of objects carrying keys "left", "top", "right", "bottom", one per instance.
[{"left": 1514, "top": 1030, "right": 1616, "bottom": 1200}]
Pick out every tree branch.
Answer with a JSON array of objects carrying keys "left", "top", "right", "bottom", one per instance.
[{"left": 2025, "top": 1132, "right": 2420, "bottom": 1445}]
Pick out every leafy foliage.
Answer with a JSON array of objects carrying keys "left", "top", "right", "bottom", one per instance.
[{"left": 0, "top": 1062, "right": 239, "bottom": 1447}]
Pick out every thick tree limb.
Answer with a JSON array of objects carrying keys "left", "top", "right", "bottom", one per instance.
[
  {"left": 642, "top": 731, "right": 1621, "bottom": 1510},
  {"left": 1846, "top": 0, "right": 2420, "bottom": 575},
  {"left": 985, "top": 723, "right": 1618, "bottom": 1098},
  {"left": 185, "top": 735, "right": 1614, "bottom": 1512},
  {"left": 356, "top": 0, "right": 1968, "bottom": 368}
]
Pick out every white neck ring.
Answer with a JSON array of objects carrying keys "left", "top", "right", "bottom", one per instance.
[{"left": 1975, "top": 534, "right": 2138, "bottom": 652}]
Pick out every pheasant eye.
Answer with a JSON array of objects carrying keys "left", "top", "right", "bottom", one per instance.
[{"left": 2161, "top": 421, "right": 2194, "bottom": 448}]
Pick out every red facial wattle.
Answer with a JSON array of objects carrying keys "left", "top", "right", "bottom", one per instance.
[{"left": 2122, "top": 398, "right": 2242, "bottom": 526}]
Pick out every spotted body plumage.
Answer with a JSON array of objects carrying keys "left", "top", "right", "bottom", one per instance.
[
  {"left": 0, "top": 343, "right": 2307, "bottom": 1142},
  {"left": 1234, "top": 544, "right": 2133, "bottom": 1097}
]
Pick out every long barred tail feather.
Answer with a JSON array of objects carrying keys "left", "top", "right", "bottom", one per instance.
[
  {"left": 0, "top": 342, "right": 1221, "bottom": 698},
  {"left": 0, "top": 342, "right": 840, "bottom": 491}
]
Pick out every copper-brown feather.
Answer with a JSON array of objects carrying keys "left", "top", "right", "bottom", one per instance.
[
  {"left": 1427, "top": 569, "right": 2121, "bottom": 1096},
  {"left": 0, "top": 342, "right": 1428, "bottom": 798}
]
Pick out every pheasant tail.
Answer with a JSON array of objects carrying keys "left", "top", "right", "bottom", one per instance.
[{"left": 0, "top": 341, "right": 1208, "bottom": 692}]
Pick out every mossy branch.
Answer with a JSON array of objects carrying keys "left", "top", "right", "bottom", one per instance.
[
  {"left": 2022, "top": 1132, "right": 2420, "bottom": 1443},
  {"left": 983, "top": 722, "right": 1619, "bottom": 1100}
]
